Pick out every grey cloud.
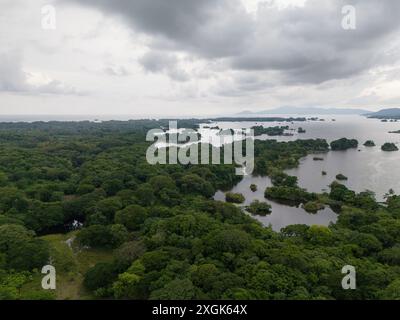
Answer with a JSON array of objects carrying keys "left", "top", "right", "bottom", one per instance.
[
  {"left": 0, "top": 51, "right": 30, "bottom": 92},
  {"left": 65, "top": 0, "right": 252, "bottom": 58},
  {"left": 231, "top": 0, "right": 400, "bottom": 84},
  {"left": 63, "top": 0, "right": 400, "bottom": 87},
  {"left": 104, "top": 66, "right": 130, "bottom": 77},
  {"left": 139, "top": 51, "right": 189, "bottom": 82},
  {"left": 0, "top": 51, "right": 81, "bottom": 95},
  {"left": 34, "top": 80, "right": 82, "bottom": 95}
]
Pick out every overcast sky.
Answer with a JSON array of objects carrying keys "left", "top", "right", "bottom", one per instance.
[{"left": 1, "top": 0, "right": 400, "bottom": 117}]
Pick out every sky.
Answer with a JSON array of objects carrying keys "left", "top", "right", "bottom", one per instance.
[{"left": 1, "top": 0, "right": 400, "bottom": 117}]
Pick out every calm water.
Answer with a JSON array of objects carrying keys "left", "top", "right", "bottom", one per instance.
[
  {"left": 209, "top": 115, "right": 400, "bottom": 202},
  {"left": 214, "top": 175, "right": 338, "bottom": 231},
  {"left": 210, "top": 115, "right": 400, "bottom": 229}
]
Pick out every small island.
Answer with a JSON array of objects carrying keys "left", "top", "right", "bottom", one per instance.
[
  {"left": 217, "top": 128, "right": 235, "bottom": 136},
  {"left": 389, "top": 130, "right": 400, "bottom": 134},
  {"left": 245, "top": 200, "right": 272, "bottom": 216},
  {"left": 336, "top": 173, "right": 348, "bottom": 181},
  {"left": 302, "top": 201, "right": 325, "bottom": 213},
  {"left": 330, "top": 138, "right": 358, "bottom": 151},
  {"left": 252, "top": 125, "right": 289, "bottom": 136},
  {"left": 225, "top": 192, "right": 245, "bottom": 203},
  {"left": 250, "top": 184, "right": 257, "bottom": 192},
  {"left": 298, "top": 127, "right": 306, "bottom": 134},
  {"left": 364, "top": 140, "right": 376, "bottom": 147},
  {"left": 322, "top": 171, "right": 327, "bottom": 176},
  {"left": 313, "top": 157, "right": 324, "bottom": 161},
  {"left": 381, "top": 142, "right": 399, "bottom": 152}
]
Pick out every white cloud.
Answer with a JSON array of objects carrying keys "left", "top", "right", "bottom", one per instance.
[{"left": 0, "top": 0, "right": 400, "bottom": 115}]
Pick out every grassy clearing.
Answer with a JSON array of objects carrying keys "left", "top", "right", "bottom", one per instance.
[{"left": 20, "top": 231, "right": 114, "bottom": 300}]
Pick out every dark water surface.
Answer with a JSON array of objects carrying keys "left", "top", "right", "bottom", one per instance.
[
  {"left": 214, "top": 175, "right": 338, "bottom": 231},
  {"left": 210, "top": 115, "right": 400, "bottom": 202},
  {"left": 212, "top": 115, "right": 400, "bottom": 229}
]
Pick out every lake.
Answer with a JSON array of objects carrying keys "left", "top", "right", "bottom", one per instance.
[
  {"left": 214, "top": 175, "right": 338, "bottom": 232},
  {"left": 208, "top": 115, "right": 400, "bottom": 202},
  {"left": 209, "top": 115, "right": 400, "bottom": 230}
]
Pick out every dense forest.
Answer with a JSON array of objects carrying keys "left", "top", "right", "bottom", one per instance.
[{"left": 0, "top": 120, "right": 400, "bottom": 300}]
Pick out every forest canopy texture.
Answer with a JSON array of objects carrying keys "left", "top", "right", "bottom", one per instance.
[{"left": 0, "top": 120, "right": 399, "bottom": 300}]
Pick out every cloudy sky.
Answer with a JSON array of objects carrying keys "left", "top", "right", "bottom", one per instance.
[{"left": 1, "top": 0, "right": 400, "bottom": 117}]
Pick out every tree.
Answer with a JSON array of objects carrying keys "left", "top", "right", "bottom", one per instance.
[
  {"left": 114, "top": 241, "right": 146, "bottom": 265},
  {"left": 84, "top": 262, "right": 118, "bottom": 291},
  {"left": 330, "top": 138, "right": 358, "bottom": 150},
  {"left": 0, "top": 224, "right": 49, "bottom": 270},
  {"left": 306, "top": 226, "right": 333, "bottom": 245},
  {"left": 109, "top": 224, "right": 129, "bottom": 247},
  {"left": 6, "top": 239, "right": 49, "bottom": 271},
  {"left": 0, "top": 224, "right": 33, "bottom": 251},
  {"left": 206, "top": 229, "right": 252, "bottom": 255},
  {"left": 77, "top": 225, "right": 113, "bottom": 248},
  {"left": 379, "top": 279, "right": 400, "bottom": 299},
  {"left": 140, "top": 250, "right": 169, "bottom": 272},
  {"left": 190, "top": 264, "right": 219, "bottom": 292},
  {"left": 102, "top": 179, "right": 124, "bottom": 196},
  {"left": 134, "top": 183, "right": 156, "bottom": 206},
  {"left": 94, "top": 197, "right": 123, "bottom": 221},
  {"left": 225, "top": 192, "right": 245, "bottom": 204},
  {"left": 381, "top": 143, "right": 399, "bottom": 152},
  {"left": 179, "top": 174, "right": 214, "bottom": 198},
  {"left": 113, "top": 272, "right": 141, "bottom": 299},
  {"left": 24, "top": 201, "right": 64, "bottom": 233},
  {"left": 378, "top": 246, "right": 400, "bottom": 265},
  {"left": 148, "top": 175, "right": 176, "bottom": 193},
  {"left": 270, "top": 171, "right": 298, "bottom": 187},
  {"left": 246, "top": 200, "right": 272, "bottom": 215},
  {"left": 149, "top": 278, "right": 196, "bottom": 300},
  {"left": 76, "top": 183, "right": 95, "bottom": 195},
  {"left": 114, "top": 205, "right": 148, "bottom": 231},
  {"left": 364, "top": 140, "right": 375, "bottom": 147}
]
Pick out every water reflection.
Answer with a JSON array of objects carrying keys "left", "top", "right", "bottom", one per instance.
[
  {"left": 209, "top": 115, "right": 400, "bottom": 202},
  {"left": 285, "top": 148, "right": 400, "bottom": 202},
  {"left": 214, "top": 175, "right": 337, "bottom": 232}
]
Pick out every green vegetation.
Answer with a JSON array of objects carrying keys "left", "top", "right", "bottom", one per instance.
[
  {"left": 253, "top": 139, "right": 329, "bottom": 176},
  {"left": 245, "top": 200, "right": 272, "bottom": 216},
  {"left": 302, "top": 201, "right": 325, "bottom": 213},
  {"left": 336, "top": 174, "right": 348, "bottom": 181},
  {"left": 225, "top": 192, "right": 245, "bottom": 204},
  {"left": 0, "top": 120, "right": 399, "bottom": 300},
  {"left": 298, "top": 127, "right": 306, "bottom": 134},
  {"left": 382, "top": 143, "right": 399, "bottom": 152},
  {"left": 252, "top": 126, "right": 289, "bottom": 136},
  {"left": 265, "top": 186, "right": 317, "bottom": 204},
  {"left": 330, "top": 138, "right": 359, "bottom": 151},
  {"left": 250, "top": 184, "right": 257, "bottom": 192},
  {"left": 364, "top": 140, "right": 376, "bottom": 147}
]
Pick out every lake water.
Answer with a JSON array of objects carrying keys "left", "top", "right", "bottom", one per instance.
[
  {"left": 214, "top": 175, "right": 338, "bottom": 231},
  {"left": 208, "top": 115, "right": 400, "bottom": 202},
  {"left": 210, "top": 115, "right": 400, "bottom": 230}
]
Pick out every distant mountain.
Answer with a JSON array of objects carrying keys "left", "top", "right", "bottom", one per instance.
[
  {"left": 236, "top": 106, "right": 371, "bottom": 116},
  {"left": 366, "top": 108, "right": 400, "bottom": 119}
]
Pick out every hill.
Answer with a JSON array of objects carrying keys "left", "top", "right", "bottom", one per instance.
[
  {"left": 366, "top": 108, "right": 400, "bottom": 119},
  {"left": 236, "top": 106, "right": 370, "bottom": 116}
]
